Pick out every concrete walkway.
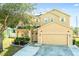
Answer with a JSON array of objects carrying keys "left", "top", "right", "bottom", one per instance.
[
  {"left": 70, "top": 45, "right": 79, "bottom": 56},
  {"left": 13, "top": 45, "right": 40, "bottom": 56}
]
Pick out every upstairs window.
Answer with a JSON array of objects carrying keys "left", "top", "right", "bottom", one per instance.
[
  {"left": 60, "top": 17, "right": 65, "bottom": 22},
  {"left": 50, "top": 18, "right": 54, "bottom": 22},
  {"left": 44, "top": 18, "right": 48, "bottom": 23}
]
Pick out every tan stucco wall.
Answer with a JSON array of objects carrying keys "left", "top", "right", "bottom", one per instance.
[
  {"left": 52, "top": 10, "right": 70, "bottom": 27},
  {"left": 38, "top": 23, "right": 70, "bottom": 34},
  {"left": 39, "top": 9, "right": 70, "bottom": 27},
  {"left": 32, "top": 29, "right": 38, "bottom": 42},
  {"left": 40, "top": 34, "right": 67, "bottom": 45},
  {"left": 16, "top": 29, "right": 28, "bottom": 37},
  {"left": 38, "top": 23, "right": 72, "bottom": 46}
]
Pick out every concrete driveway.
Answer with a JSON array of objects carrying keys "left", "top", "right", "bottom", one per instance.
[
  {"left": 13, "top": 44, "right": 79, "bottom": 56},
  {"left": 35, "top": 44, "right": 74, "bottom": 56}
]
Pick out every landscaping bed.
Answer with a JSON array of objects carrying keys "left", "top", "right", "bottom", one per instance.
[{"left": 0, "top": 46, "right": 22, "bottom": 56}]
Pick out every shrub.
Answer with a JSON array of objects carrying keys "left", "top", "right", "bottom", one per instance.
[
  {"left": 17, "top": 26, "right": 26, "bottom": 29},
  {"left": 75, "top": 41, "right": 79, "bottom": 46},
  {"left": 14, "top": 37, "right": 20, "bottom": 45},
  {"left": 14, "top": 36, "right": 30, "bottom": 45},
  {"left": 73, "top": 39, "right": 75, "bottom": 45}
]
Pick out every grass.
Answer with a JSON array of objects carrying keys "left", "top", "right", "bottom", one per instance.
[
  {"left": 75, "top": 38, "right": 79, "bottom": 41},
  {"left": 0, "top": 46, "right": 22, "bottom": 56}
]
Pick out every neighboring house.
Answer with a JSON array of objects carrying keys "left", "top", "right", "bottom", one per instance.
[
  {"left": 2, "top": 27, "right": 16, "bottom": 50},
  {"left": 32, "top": 9, "right": 72, "bottom": 46},
  {"left": 16, "top": 29, "right": 28, "bottom": 37},
  {"left": 3, "top": 27, "right": 16, "bottom": 38},
  {"left": 16, "top": 21, "right": 26, "bottom": 37}
]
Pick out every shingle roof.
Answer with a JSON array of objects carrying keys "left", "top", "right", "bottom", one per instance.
[
  {"left": 52, "top": 9, "right": 70, "bottom": 17},
  {"left": 36, "top": 9, "right": 70, "bottom": 17}
]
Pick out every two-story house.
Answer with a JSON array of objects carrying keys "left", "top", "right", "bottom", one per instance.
[{"left": 33, "top": 9, "right": 72, "bottom": 46}]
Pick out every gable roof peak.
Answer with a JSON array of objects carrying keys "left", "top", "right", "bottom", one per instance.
[{"left": 52, "top": 9, "right": 70, "bottom": 16}]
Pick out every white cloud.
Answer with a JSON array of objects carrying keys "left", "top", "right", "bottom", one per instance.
[{"left": 74, "top": 4, "right": 79, "bottom": 7}]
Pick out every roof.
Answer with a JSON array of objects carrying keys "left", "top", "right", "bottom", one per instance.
[
  {"left": 52, "top": 9, "right": 70, "bottom": 17},
  {"left": 37, "top": 9, "right": 70, "bottom": 17}
]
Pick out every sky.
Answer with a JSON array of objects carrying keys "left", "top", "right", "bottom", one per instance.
[{"left": 33, "top": 3, "right": 79, "bottom": 27}]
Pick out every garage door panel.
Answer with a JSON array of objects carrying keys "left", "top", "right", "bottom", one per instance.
[{"left": 42, "top": 34, "right": 67, "bottom": 45}]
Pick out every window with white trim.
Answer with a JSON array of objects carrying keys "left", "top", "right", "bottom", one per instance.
[
  {"left": 60, "top": 17, "right": 65, "bottom": 22},
  {"left": 50, "top": 18, "right": 54, "bottom": 22},
  {"left": 44, "top": 18, "right": 48, "bottom": 23}
]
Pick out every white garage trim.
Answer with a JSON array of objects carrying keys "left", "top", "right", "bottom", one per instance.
[{"left": 40, "top": 34, "right": 69, "bottom": 45}]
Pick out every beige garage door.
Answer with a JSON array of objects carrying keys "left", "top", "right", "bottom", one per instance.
[{"left": 41, "top": 34, "right": 68, "bottom": 45}]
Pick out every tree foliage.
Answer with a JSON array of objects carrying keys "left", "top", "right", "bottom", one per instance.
[
  {"left": 0, "top": 3, "right": 36, "bottom": 33},
  {"left": 72, "top": 27, "right": 78, "bottom": 35}
]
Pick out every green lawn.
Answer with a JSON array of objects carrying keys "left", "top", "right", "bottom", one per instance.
[
  {"left": 0, "top": 46, "right": 22, "bottom": 56},
  {"left": 75, "top": 38, "right": 79, "bottom": 41}
]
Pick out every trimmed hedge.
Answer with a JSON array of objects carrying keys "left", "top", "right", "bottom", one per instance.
[{"left": 14, "top": 37, "right": 30, "bottom": 45}]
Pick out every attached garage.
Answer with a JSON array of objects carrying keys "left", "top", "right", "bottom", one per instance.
[
  {"left": 41, "top": 34, "right": 68, "bottom": 45},
  {"left": 37, "top": 23, "right": 72, "bottom": 46}
]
